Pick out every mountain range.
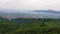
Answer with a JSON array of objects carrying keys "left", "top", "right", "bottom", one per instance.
[{"left": 0, "top": 9, "right": 60, "bottom": 19}]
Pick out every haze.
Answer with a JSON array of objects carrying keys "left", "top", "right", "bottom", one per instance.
[{"left": 0, "top": 0, "right": 60, "bottom": 10}]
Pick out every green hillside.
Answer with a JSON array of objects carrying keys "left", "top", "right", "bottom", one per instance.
[{"left": 0, "top": 17, "right": 60, "bottom": 34}]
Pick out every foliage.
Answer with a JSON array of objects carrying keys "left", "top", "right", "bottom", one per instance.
[{"left": 0, "top": 17, "right": 60, "bottom": 34}]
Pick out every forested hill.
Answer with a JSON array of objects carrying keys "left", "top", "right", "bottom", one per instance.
[{"left": 0, "top": 17, "right": 60, "bottom": 34}]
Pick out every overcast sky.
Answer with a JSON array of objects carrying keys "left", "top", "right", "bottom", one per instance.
[{"left": 0, "top": 0, "right": 60, "bottom": 10}]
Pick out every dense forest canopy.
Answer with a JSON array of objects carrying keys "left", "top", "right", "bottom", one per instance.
[{"left": 0, "top": 17, "right": 60, "bottom": 34}]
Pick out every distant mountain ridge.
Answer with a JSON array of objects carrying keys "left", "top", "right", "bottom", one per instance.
[
  {"left": 0, "top": 9, "right": 60, "bottom": 19},
  {"left": 33, "top": 10, "right": 60, "bottom": 14}
]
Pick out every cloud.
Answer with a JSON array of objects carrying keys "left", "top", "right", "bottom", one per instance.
[
  {"left": 0, "top": 0, "right": 60, "bottom": 10},
  {"left": 0, "top": 0, "right": 21, "bottom": 9},
  {"left": 21, "top": 0, "right": 60, "bottom": 10}
]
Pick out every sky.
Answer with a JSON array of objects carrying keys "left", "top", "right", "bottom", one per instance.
[{"left": 0, "top": 0, "right": 60, "bottom": 10}]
